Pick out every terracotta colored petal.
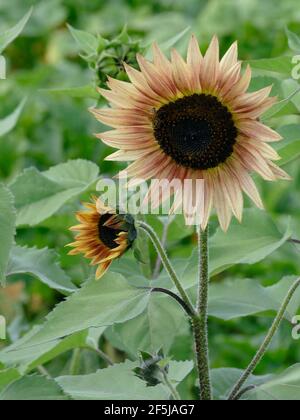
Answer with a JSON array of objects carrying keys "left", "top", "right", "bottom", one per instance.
[{"left": 96, "top": 261, "right": 112, "bottom": 279}]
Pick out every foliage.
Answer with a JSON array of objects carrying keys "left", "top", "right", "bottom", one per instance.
[{"left": 0, "top": 0, "right": 300, "bottom": 400}]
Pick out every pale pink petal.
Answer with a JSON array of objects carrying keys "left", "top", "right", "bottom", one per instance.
[
  {"left": 221, "top": 164, "right": 244, "bottom": 222},
  {"left": 201, "top": 35, "right": 220, "bottom": 91},
  {"left": 212, "top": 169, "right": 232, "bottom": 232},
  {"left": 235, "top": 143, "right": 276, "bottom": 181},
  {"left": 232, "top": 86, "right": 273, "bottom": 111},
  {"left": 201, "top": 171, "right": 213, "bottom": 230},
  {"left": 106, "top": 77, "right": 159, "bottom": 107},
  {"left": 220, "top": 41, "right": 238, "bottom": 73},
  {"left": 171, "top": 48, "right": 193, "bottom": 93},
  {"left": 187, "top": 35, "right": 202, "bottom": 91},
  {"left": 123, "top": 62, "right": 162, "bottom": 102},
  {"left": 91, "top": 108, "right": 151, "bottom": 128},
  {"left": 152, "top": 43, "right": 178, "bottom": 95},
  {"left": 218, "top": 62, "right": 241, "bottom": 96},
  {"left": 137, "top": 54, "right": 175, "bottom": 99},
  {"left": 230, "top": 158, "right": 264, "bottom": 209},
  {"left": 98, "top": 87, "right": 154, "bottom": 111},
  {"left": 268, "top": 162, "right": 292, "bottom": 180},
  {"left": 237, "top": 119, "right": 282, "bottom": 142},
  {"left": 224, "top": 65, "right": 252, "bottom": 101},
  {"left": 235, "top": 97, "right": 277, "bottom": 119},
  {"left": 105, "top": 145, "right": 159, "bottom": 161},
  {"left": 238, "top": 136, "right": 280, "bottom": 161}
]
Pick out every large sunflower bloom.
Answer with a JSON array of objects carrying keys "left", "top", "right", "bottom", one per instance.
[
  {"left": 91, "top": 35, "right": 290, "bottom": 231},
  {"left": 68, "top": 198, "right": 137, "bottom": 279}
]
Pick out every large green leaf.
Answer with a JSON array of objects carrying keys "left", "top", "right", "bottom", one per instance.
[
  {"left": 209, "top": 276, "right": 300, "bottom": 321},
  {"left": 0, "top": 375, "right": 69, "bottom": 400},
  {"left": 42, "top": 85, "right": 99, "bottom": 100},
  {"left": 0, "top": 185, "right": 16, "bottom": 286},
  {"left": 0, "top": 325, "right": 106, "bottom": 375},
  {"left": 0, "top": 99, "right": 26, "bottom": 138},
  {"left": 0, "top": 328, "right": 86, "bottom": 374},
  {"left": 16, "top": 273, "right": 150, "bottom": 348},
  {"left": 286, "top": 28, "right": 300, "bottom": 52},
  {"left": 244, "top": 364, "right": 300, "bottom": 400},
  {"left": 6, "top": 245, "right": 76, "bottom": 294},
  {"left": 56, "top": 360, "right": 192, "bottom": 400},
  {"left": 182, "top": 209, "right": 291, "bottom": 283},
  {"left": 0, "top": 369, "right": 20, "bottom": 393},
  {"left": 107, "top": 293, "right": 189, "bottom": 357},
  {"left": 248, "top": 56, "right": 294, "bottom": 76},
  {"left": 0, "top": 8, "right": 32, "bottom": 54},
  {"left": 211, "top": 368, "right": 271, "bottom": 400},
  {"left": 10, "top": 159, "right": 99, "bottom": 226}
]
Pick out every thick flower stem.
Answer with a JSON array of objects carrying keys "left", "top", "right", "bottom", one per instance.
[
  {"left": 193, "top": 226, "right": 212, "bottom": 401},
  {"left": 228, "top": 278, "right": 300, "bottom": 400},
  {"left": 137, "top": 221, "right": 196, "bottom": 317}
]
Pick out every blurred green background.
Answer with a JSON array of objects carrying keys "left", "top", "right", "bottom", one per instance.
[{"left": 0, "top": 0, "right": 300, "bottom": 399}]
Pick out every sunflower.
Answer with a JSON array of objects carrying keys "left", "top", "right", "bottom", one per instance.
[
  {"left": 68, "top": 197, "right": 137, "bottom": 279},
  {"left": 91, "top": 35, "right": 290, "bottom": 231}
]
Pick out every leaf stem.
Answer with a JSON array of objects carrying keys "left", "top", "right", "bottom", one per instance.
[
  {"left": 228, "top": 278, "right": 300, "bottom": 400},
  {"left": 193, "top": 226, "right": 212, "bottom": 400},
  {"left": 160, "top": 368, "right": 181, "bottom": 400},
  {"left": 137, "top": 221, "right": 196, "bottom": 317},
  {"left": 69, "top": 348, "right": 81, "bottom": 375}
]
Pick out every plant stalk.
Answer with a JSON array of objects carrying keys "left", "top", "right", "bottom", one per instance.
[
  {"left": 137, "top": 221, "right": 196, "bottom": 317},
  {"left": 193, "top": 225, "right": 212, "bottom": 400},
  {"left": 228, "top": 278, "right": 300, "bottom": 400}
]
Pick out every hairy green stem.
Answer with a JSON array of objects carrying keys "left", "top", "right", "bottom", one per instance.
[
  {"left": 228, "top": 278, "right": 300, "bottom": 400},
  {"left": 137, "top": 221, "right": 196, "bottom": 316},
  {"left": 193, "top": 226, "right": 212, "bottom": 400}
]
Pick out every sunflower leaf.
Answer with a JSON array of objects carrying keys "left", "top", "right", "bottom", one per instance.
[
  {"left": 0, "top": 185, "right": 16, "bottom": 286},
  {"left": 0, "top": 375, "right": 69, "bottom": 401},
  {"left": 182, "top": 209, "right": 291, "bottom": 282},
  {"left": 0, "top": 8, "right": 32, "bottom": 54},
  {"left": 0, "top": 99, "right": 26, "bottom": 138},
  {"left": 9, "top": 159, "right": 99, "bottom": 226},
  {"left": 6, "top": 245, "right": 77, "bottom": 294},
  {"left": 14, "top": 273, "right": 150, "bottom": 348},
  {"left": 56, "top": 360, "right": 192, "bottom": 400}
]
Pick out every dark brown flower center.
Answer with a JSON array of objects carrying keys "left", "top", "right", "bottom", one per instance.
[
  {"left": 153, "top": 94, "right": 238, "bottom": 170},
  {"left": 98, "top": 214, "right": 122, "bottom": 249}
]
